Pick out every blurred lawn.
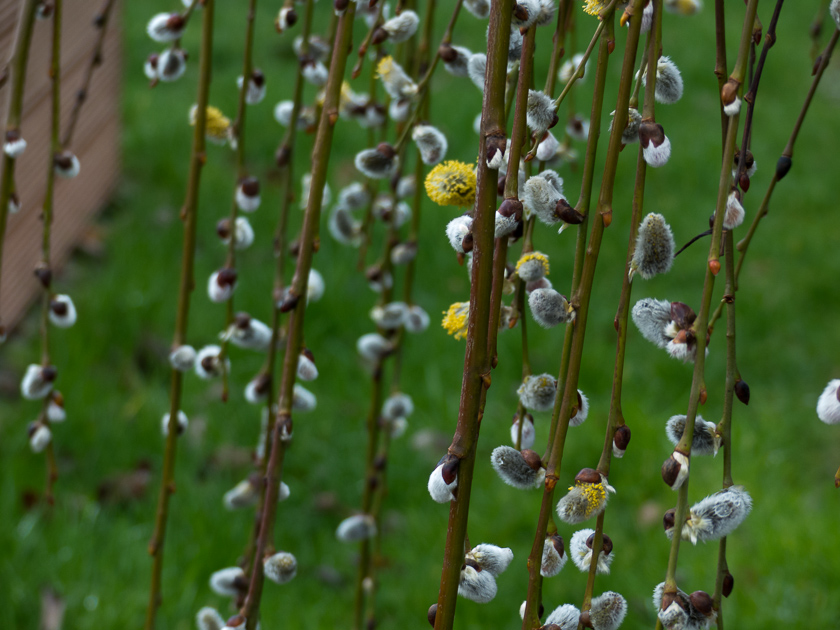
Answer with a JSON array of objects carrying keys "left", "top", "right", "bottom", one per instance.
[{"left": 2, "top": 2, "right": 840, "bottom": 629}]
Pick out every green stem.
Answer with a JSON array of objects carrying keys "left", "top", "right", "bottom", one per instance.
[
  {"left": 144, "top": 1, "right": 215, "bottom": 628},
  {"left": 239, "top": 6, "right": 357, "bottom": 629}
]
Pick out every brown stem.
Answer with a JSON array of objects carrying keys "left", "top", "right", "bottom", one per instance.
[
  {"left": 0, "top": 0, "right": 38, "bottom": 335},
  {"left": 144, "top": 2, "right": 215, "bottom": 628},
  {"left": 239, "top": 6, "right": 357, "bottom": 629},
  {"left": 62, "top": 0, "right": 116, "bottom": 148},
  {"left": 433, "top": 3, "right": 513, "bottom": 628}
]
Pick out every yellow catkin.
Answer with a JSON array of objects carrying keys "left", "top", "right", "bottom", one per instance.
[
  {"left": 575, "top": 481, "right": 607, "bottom": 518},
  {"left": 190, "top": 105, "right": 231, "bottom": 143},
  {"left": 425, "top": 161, "right": 477, "bottom": 207},
  {"left": 442, "top": 302, "right": 470, "bottom": 340},
  {"left": 515, "top": 251, "right": 550, "bottom": 276},
  {"left": 376, "top": 55, "right": 396, "bottom": 81},
  {"left": 582, "top": 0, "right": 610, "bottom": 16}
]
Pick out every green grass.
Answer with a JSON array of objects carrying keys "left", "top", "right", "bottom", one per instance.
[{"left": 2, "top": 2, "right": 840, "bottom": 629}]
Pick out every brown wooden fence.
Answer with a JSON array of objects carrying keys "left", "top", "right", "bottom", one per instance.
[{"left": 0, "top": 0, "right": 120, "bottom": 332}]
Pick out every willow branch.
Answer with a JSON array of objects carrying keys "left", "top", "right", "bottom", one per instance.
[
  {"left": 239, "top": 6, "right": 357, "bottom": 629},
  {"left": 62, "top": 0, "right": 116, "bottom": 148},
  {"left": 144, "top": 2, "right": 215, "bottom": 628},
  {"left": 0, "top": 0, "right": 38, "bottom": 337},
  {"left": 432, "top": 2, "right": 513, "bottom": 628}
]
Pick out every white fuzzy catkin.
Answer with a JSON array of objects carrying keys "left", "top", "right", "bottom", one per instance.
[
  {"left": 494, "top": 211, "right": 519, "bottom": 238},
  {"left": 296, "top": 353, "right": 318, "bottom": 381},
  {"left": 428, "top": 463, "right": 458, "bottom": 502},
  {"left": 658, "top": 600, "right": 689, "bottom": 629},
  {"left": 674, "top": 486, "right": 753, "bottom": 544},
  {"left": 329, "top": 206, "right": 362, "bottom": 246},
  {"left": 666, "top": 415, "right": 720, "bottom": 456},
  {"left": 442, "top": 45, "right": 472, "bottom": 77},
  {"left": 467, "top": 544, "right": 513, "bottom": 576},
  {"left": 209, "top": 567, "right": 245, "bottom": 597},
  {"left": 196, "top": 607, "right": 225, "bottom": 630},
  {"left": 404, "top": 305, "right": 430, "bottom": 333},
  {"left": 357, "top": 333, "right": 393, "bottom": 361},
  {"left": 535, "top": 130, "right": 560, "bottom": 162},
  {"left": 377, "top": 57, "right": 417, "bottom": 99},
  {"left": 724, "top": 97, "right": 741, "bottom": 117},
  {"left": 382, "top": 392, "right": 414, "bottom": 420},
  {"left": 237, "top": 74, "right": 266, "bottom": 105},
  {"left": 412, "top": 125, "right": 448, "bottom": 165},
  {"left": 156, "top": 48, "right": 188, "bottom": 82},
  {"left": 724, "top": 191, "right": 745, "bottom": 229},
  {"left": 832, "top": 0, "right": 840, "bottom": 29},
  {"left": 464, "top": 0, "right": 491, "bottom": 18},
  {"left": 229, "top": 318, "right": 271, "bottom": 352},
  {"left": 610, "top": 107, "right": 642, "bottom": 144},
  {"left": 370, "top": 302, "right": 409, "bottom": 330},
  {"left": 817, "top": 379, "right": 840, "bottom": 424},
  {"left": 517, "top": 374, "right": 557, "bottom": 412},
  {"left": 491, "top": 446, "right": 544, "bottom": 489},
  {"left": 161, "top": 410, "right": 188, "bottom": 437},
  {"left": 207, "top": 270, "right": 235, "bottom": 303},
  {"left": 643, "top": 133, "right": 672, "bottom": 168},
  {"left": 545, "top": 603, "right": 581, "bottom": 628},
  {"left": 631, "top": 213, "right": 675, "bottom": 280},
  {"left": 511, "top": 415, "right": 535, "bottom": 449},
  {"left": 29, "top": 423, "right": 52, "bottom": 453},
  {"left": 3, "top": 135, "right": 26, "bottom": 158},
  {"left": 354, "top": 147, "right": 399, "bottom": 179},
  {"left": 588, "top": 591, "right": 627, "bottom": 630},
  {"left": 664, "top": 0, "right": 703, "bottom": 14},
  {"left": 20, "top": 364, "right": 55, "bottom": 400},
  {"left": 569, "top": 390, "right": 589, "bottom": 427},
  {"left": 292, "top": 384, "right": 317, "bottom": 412},
  {"left": 642, "top": 56, "right": 684, "bottom": 104},
  {"left": 195, "top": 345, "right": 229, "bottom": 379},
  {"left": 458, "top": 565, "right": 497, "bottom": 603},
  {"left": 48, "top": 294, "right": 77, "bottom": 328},
  {"left": 467, "top": 54, "right": 487, "bottom": 91},
  {"left": 559, "top": 52, "right": 586, "bottom": 83},
  {"left": 382, "top": 10, "right": 419, "bottom": 42},
  {"left": 264, "top": 551, "right": 297, "bottom": 585},
  {"left": 336, "top": 514, "right": 377, "bottom": 542},
  {"left": 570, "top": 528, "right": 613, "bottom": 574},
  {"left": 528, "top": 288, "right": 572, "bottom": 328},
  {"left": 527, "top": 90, "right": 557, "bottom": 133},
  {"left": 512, "top": 0, "right": 542, "bottom": 27},
  {"left": 541, "top": 535, "right": 568, "bottom": 577},
  {"left": 302, "top": 60, "right": 328, "bottom": 86},
  {"left": 556, "top": 475, "right": 613, "bottom": 525},
  {"left": 651, "top": 583, "right": 714, "bottom": 629},
  {"left": 523, "top": 172, "right": 566, "bottom": 226},
  {"left": 566, "top": 116, "right": 590, "bottom": 142},
  {"left": 631, "top": 298, "right": 673, "bottom": 348},
  {"left": 146, "top": 13, "right": 185, "bottom": 42},
  {"left": 446, "top": 215, "right": 473, "bottom": 253}
]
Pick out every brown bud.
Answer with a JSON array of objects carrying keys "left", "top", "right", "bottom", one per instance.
[
  {"left": 585, "top": 532, "right": 613, "bottom": 555},
  {"left": 661, "top": 591, "right": 687, "bottom": 613},
  {"left": 373, "top": 454, "right": 387, "bottom": 471},
  {"left": 498, "top": 197, "right": 523, "bottom": 220},
  {"left": 614, "top": 425, "right": 631, "bottom": 452},
  {"left": 240, "top": 176, "right": 260, "bottom": 197},
  {"left": 663, "top": 508, "right": 676, "bottom": 531},
  {"left": 51, "top": 390, "right": 64, "bottom": 407},
  {"left": 283, "top": 9, "right": 297, "bottom": 27},
  {"left": 485, "top": 131, "right": 507, "bottom": 166},
  {"left": 776, "top": 155, "right": 792, "bottom": 180},
  {"left": 709, "top": 258, "right": 721, "bottom": 275},
  {"left": 461, "top": 232, "right": 474, "bottom": 253},
  {"left": 216, "top": 218, "right": 231, "bottom": 239},
  {"left": 722, "top": 570, "right": 734, "bottom": 597},
  {"left": 661, "top": 455, "right": 682, "bottom": 487},
  {"left": 638, "top": 121, "right": 665, "bottom": 149},
  {"left": 49, "top": 298, "right": 68, "bottom": 317},
  {"left": 497, "top": 175, "right": 506, "bottom": 197},
  {"left": 555, "top": 199, "right": 584, "bottom": 224},
  {"left": 699, "top": 387, "right": 707, "bottom": 406},
  {"left": 721, "top": 78, "right": 739, "bottom": 106},
  {"left": 365, "top": 265, "right": 384, "bottom": 283},
  {"left": 439, "top": 43, "right": 458, "bottom": 62},
  {"left": 225, "top": 615, "right": 246, "bottom": 628},
  {"left": 334, "top": 0, "right": 349, "bottom": 11},
  {"left": 427, "top": 604, "right": 437, "bottom": 627},
  {"left": 441, "top": 455, "right": 460, "bottom": 485},
  {"left": 279, "top": 291, "right": 300, "bottom": 313},
  {"left": 301, "top": 347, "right": 315, "bottom": 364},
  {"left": 252, "top": 373, "right": 271, "bottom": 396},
  {"left": 372, "top": 27, "right": 388, "bottom": 45},
  {"left": 735, "top": 379, "right": 750, "bottom": 405},
  {"left": 5, "top": 129, "right": 21, "bottom": 143},
  {"left": 575, "top": 468, "right": 600, "bottom": 484},
  {"left": 549, "top": 533, "right": 565, "bottom": 558},
  {"left": 739, "top": 172, "right": 750, "bottom": 192},
  {"left": 670, "top": 302, "right": 696, "bottom": 328},
  {"left": 812, "top": 54, "right": 823, "bottom": 76},
  {"left": 376, "top": 142, "right": 396, "bottom": 159},
  {"left": 689, "top": 591, "right": 714, "bottom": 617},
  {"left": 34, "top": 263, "right": 52, "bottom": 288},
  {"left": 217, "top": 267, "right": 237, "bottom": 287},
  {"left": 166, "top": 13, "right": 185, "bottom": 32},
  {"left": 578, "top": 610, "right": 593, "bottom": 628},
  {"left": 521, "top": 449, "right": 543, "bottom": 472},
  {"left": 275, "top": 144, "right": 291, "bottom": 167}
]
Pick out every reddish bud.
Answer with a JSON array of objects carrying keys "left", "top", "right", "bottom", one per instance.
[{"left": 735, "top": 379, "right": 750, "bottom": 405}]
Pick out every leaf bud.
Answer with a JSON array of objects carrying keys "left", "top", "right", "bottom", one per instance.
[{"left": 735, "top": 378, "right": 750, "bottom": 405}]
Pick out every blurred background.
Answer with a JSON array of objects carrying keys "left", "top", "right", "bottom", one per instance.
[{"left": 1, "top": 1, "right": 839, "bottom": 628}]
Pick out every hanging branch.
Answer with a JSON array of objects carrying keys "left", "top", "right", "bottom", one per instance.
[
  {"left": 238, "top": 5, "right": 357, "bottom": 629},
  {"left": 62, "top": 0, "right": 117, "bottom": 149},
  {"left": 144, "top": 1, "right": 215, "bottom": 628},
  {"left": 0, "top": 0, "right": 39, "bottom": 341},
  {"left": 521, "top": 2, "right": 644, "bottom": 627},
  {"left": 432, "top": 2, "right": 513, "bottom": 628},
  {"left": 656, "top": 0, "right": 758, "bottom": 617}
]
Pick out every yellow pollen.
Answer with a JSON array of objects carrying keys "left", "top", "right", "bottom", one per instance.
[
  {"left": 425, "top": 161, "right": 477, "bottom": 207},
  {"left": 190, "top": 105, "right": 231, "bottom": 142},
  {"left": 576, "top": 480, "right": 607, "bottom": 518},
  {"left": 442, "top": 302, "right": 470, "bottom": 340},
  {"left": 582, "top": 0, "right": 610, "bottom": 16},
  {"left": 515, "top": 251, "right": 550, "bottom": 276}
]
